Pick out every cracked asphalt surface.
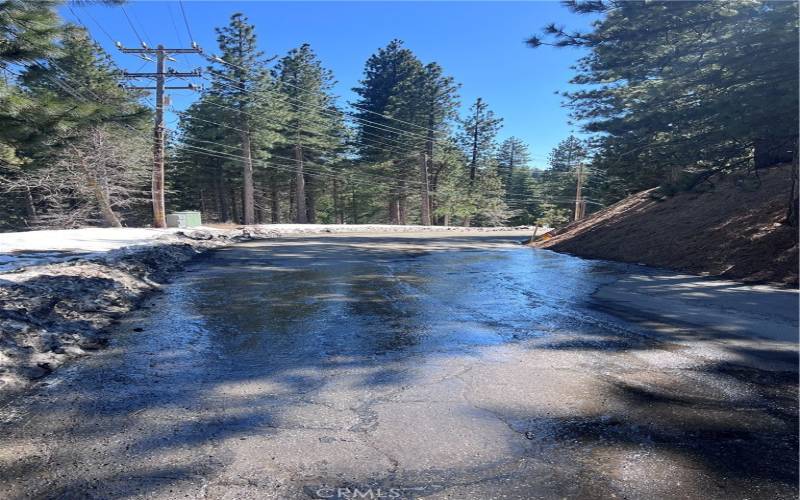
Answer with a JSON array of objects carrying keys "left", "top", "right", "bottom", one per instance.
[{"left": 0, "top": 231, "right": 797, "bottom": 499}]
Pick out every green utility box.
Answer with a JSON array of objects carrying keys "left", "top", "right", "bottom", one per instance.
[{"left": 166, "top": 211, "right": 202, "bottom": 228}]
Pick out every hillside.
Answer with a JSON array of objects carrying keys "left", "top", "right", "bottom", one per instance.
[{"left": 535, "top": 164, "right": 798, "bottom": 286}]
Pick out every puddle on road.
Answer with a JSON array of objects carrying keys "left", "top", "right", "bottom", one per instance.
[{"left": 134, "top": 240, "right": 625, "bottom": 374}]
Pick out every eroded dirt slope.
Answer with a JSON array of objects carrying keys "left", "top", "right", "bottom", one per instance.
[{"left": 536, "top": 164, "right": 798, "bottom": 285}]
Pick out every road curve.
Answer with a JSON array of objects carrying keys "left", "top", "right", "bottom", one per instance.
[{"left": 0, "top": 232, "right": 796, "bottom": 499}]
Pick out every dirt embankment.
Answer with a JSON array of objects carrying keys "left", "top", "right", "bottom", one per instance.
[{"left": 535, "top": 164, "right": 798, "bottom": 286}]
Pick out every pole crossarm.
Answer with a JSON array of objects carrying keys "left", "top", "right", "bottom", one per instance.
[
  {"left": 121, "top": 85, "right": 201, "bottom": 90},
  {"left": 123, "top": 71, "right": 202, "bottom": 78},
  {"left": 119, "top": 47, "right": 203, "bottom": 55}
]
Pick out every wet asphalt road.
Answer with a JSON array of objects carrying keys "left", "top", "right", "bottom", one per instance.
[{"left": 0, "top": 232, "right": 797, "bottom": 499}]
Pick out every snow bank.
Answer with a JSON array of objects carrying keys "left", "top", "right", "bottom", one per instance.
[
  {"left": 0, "top": 227, "right": 198, "bottom": 253},
  {"left": 0, "top": 225, "right": 538, "bottom": 272},
  {"left": 0, "top": 227, "right": 223, "bottom": 272}
]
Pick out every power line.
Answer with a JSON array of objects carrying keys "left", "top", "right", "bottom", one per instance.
[
  {"left": 73, "top": 4, "right": 116, "bottom": 45},
  {"left": 166, "top": 3, "right": 193, "bottom": 69},
  {"left": 178, "top": 0, "right": 196, "bottom": 43},
  {"left": 178, "top": 135, "right": 433, "bottom": 189},
  {"left": 6, "top": 17, "right": 607, "bottom": 213},
  {"left": 174, "top": 125, "right": 601, "bottom": 206},
  {"left": 119, "top": 5, "right": 145, "bottom": 47},
  {"left": 209, "top": 53, "right": 444, "bottom": 137},
  {"left": 176, "top": 90, "right": 410, "bottom": 158},
  {"left": 171, "top": 101, "right": 605, "bottom": 205},
  {"left": 202, "top": 66, "right": 438, "bottom": 147},
  {"left": 10, "top": 52, "right": 606, "bottom": 209}
]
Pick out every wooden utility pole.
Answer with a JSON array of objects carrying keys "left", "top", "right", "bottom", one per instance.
[
  {"left": 119, "top": 43, "right": 203, "bottom": 228},
  {"left": 419, "top": 152, "right": 431, "bottom": 226},
  {"left": 574, "top": 162, "right": 586, "bottom": 221}
]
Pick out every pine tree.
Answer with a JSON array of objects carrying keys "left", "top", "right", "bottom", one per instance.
[
  {"left": 541, "top": 135, "right": 587, "bottom": 220},
  {"left": 459, "top": 97, "right": 503, "bottom": 183},
  {"left": 351, "top": 40, "right": 424, "bottom": 223},
  {"left": 417, "top": 63, "right": 459, "bottom": 224},
  {"left": 274, "top": 43, "right": 346, "bottom": 223},
  {"left": 0, "top": 1, "right": 60, "bottom": 64},
  {"left": 496, "top": 137, "right": 530, "bottom": 191},
  {"left": 0, "top": 22, "right": 150, "bottom": 228},
  {"left": 0, "top": 3, "right": 67, "bottom": 228},
  {"left": 212, "top": 13, "right": 268, "bottom": 225},
  {"left": 173, "top": 92, "right": 238, "bottom": 221},
  {"left": 530, "top": 0, "right": 799, "bottom": 198},
  {"left": 17, "top": 26, "right": 148, "bottom": 150},
  {"left": 457, "top": 97, "right": 503, "bottom": 226}
]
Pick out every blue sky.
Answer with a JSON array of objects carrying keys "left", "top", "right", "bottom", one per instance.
[{"left": 63, "top": 1, "right": 595, "bottom": 168}]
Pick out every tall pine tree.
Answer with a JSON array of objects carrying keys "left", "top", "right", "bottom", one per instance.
[{"left": 274, "top": 43, "right": 346, "bottom": 223}]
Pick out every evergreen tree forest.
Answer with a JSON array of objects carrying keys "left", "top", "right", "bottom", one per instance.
[
  {"left": 529, "top": 0, "right": 799, "bottom": 221},
  {"left": 0, "top": 1, "right": 796, "bottom": 231}
]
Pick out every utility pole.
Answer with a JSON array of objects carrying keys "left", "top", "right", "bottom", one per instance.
[
  {"left": 419, "top": 152, "right": 431, "bottom": 226},
  {"left": 574, "top": 162, "right": 586, "bottom": 221},
  {"left": 119, "top": 43, "right": 203, "bottom": 228}
]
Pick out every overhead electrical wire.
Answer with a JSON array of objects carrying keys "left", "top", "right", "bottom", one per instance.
[
  {"left": 209, "top": 54, "right": 443, "bottom": 136},
  {"left": 10, "top": 56, "right": 605, "bottom": 208},
  {"left": 119, "top": 5, "right": 145, "bottom": 47},
  {"left": 178, "top": 0, "right": 196, "bottom": 43},
  {"left": 175, "top": 90, "right": 410, "bottom": 158},
  {"left": 203, "top": 64, "right": 449, "bottom": 147},
  {"left": 171, "top": 104, "right": 606, "bottom": 205},
  {"left": 6, "top": 15, "right": 606, "bottom": 211},
  {"left": 73, "top": 4, "right": 116, "bottom": 45}
]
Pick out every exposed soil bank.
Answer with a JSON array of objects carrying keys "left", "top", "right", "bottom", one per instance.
[
  {"left": 0, "top": 225, "right": 534, "bottom": 400},
  {"left": 535, "top": 164, "right": 798, "bottom": 286}
]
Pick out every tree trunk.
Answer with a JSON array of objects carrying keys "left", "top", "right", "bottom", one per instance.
[
  {"left": 78, "top": 155, "right": 121, "bottom": 228},
  {"left": 230, "top": 186, "right": 239, "bottom": 224},
  {"left": 352, "top": 187, "right": 358, "bottom": 224},
  {"left": 398, "top": 179, "right": 407, "bottom": 225},
  {"left": 470, "top": 121, "right": 479, "bottom": 182},
  {"left": 305, "top": 174, "right": 316, "bottom": 223},
  {"left": 294, "top": 144, "right": 308, "bottom": 223},
  {"left": 289, "top": 177, "right": 296, "bottom": 222},
  {"left": 270, "top": 175, "right": 280, "bottom": 223},
  {"left": 388, "top": 195, "right": 400, "bottom": 224},
  {"left": 24, "top": 187, "right": 36, "bottom": 221},
  {"left": 240, "top": 126, "right": 255, "bottom": 225},
  {"left": 462, "top": 216, "right": 470, "bottom": 227},
  {"left": 333, "top": 177, "right": 343, "bottom": 224},
  {"left": 419, "top": 152, "right": 431, "bottom": 226},
  {"left": 443, "top": 214, "right": 450, "bottom": 226},
  {"left": 215, "top": 163, "right": 228, "bottom": 222},
  {"left": 92, "top": 181, "right": 122, "bottom": 227}
]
